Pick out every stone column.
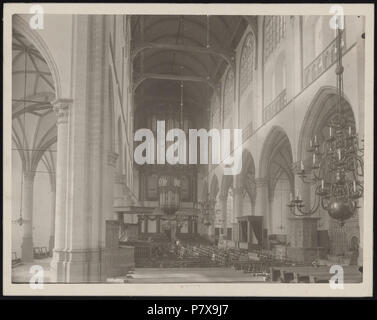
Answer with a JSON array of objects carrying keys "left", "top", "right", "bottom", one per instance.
[
  {"left": 219, "top": 195, "right": 227, "bottom": 241},
  {"left": 48, "top": 184, "right": 56, "bottom": 256},
  {"left": 233, "top": 187, "right": 243, "bottom": 242},
  {"left": 255, "top": 178, "right": 269, "bottom": 230},
  {"left": 21, "top": 171, "right": 35, "bottom": 262},
  {"left": 50, "top": 99, "right": 71, "bottom": 281},
  {"left": 113, "top": 173, "right": 125, "bottom": 207},
  {"left": 106, "top": 151, "right": 118, "bottom": 221},
  {"left": 50, "top": 15, "right": 110, "bottom": 283}
]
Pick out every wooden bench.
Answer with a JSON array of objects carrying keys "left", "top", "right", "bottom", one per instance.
[{"left": 33, "top": 247, "right": 49, "bottom": 259}]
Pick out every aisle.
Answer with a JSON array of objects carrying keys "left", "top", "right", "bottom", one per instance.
[{"left": 121, "top": 267, "right": 267, "bottom": 283}]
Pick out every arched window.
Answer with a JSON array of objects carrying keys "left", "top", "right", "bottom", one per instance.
[
  {"left": 223, "top": 68, "right": 234, "bottom": 122},
  {"left": 239, "top": 32, "right": 256, "bottom": 97},
  {"left": 263, "top": 16, "right": 287, "bottom": 63}
]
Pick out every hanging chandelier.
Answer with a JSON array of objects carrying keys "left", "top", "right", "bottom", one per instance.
[{"left": 288, "top": 26, "right": 364, "bottom": 226}]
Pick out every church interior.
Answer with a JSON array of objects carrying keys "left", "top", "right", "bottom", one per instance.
[{"left": 11, "top": 14, "right": 365, "bottom": 283}]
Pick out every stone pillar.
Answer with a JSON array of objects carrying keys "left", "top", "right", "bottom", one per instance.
[
  {"left": 50, "top": 15, "right": 110, "bottom": 283},
  {"left": 48, "top": 184, "right": 56, "bottom": 257},
  {"left": 21, "top": 171, "right": 35, "bottom": 262},
  {"left": 106, "top": 151, "right": 118, "bottom": 221},
  {"left": 114, "top": 173, "right": 125, "bottom": 207},
  {"left": 287, "top": 217, "right": 322, "bottom": 263},
  {"left": 255, "top": 178, "right": 269, "bottom": 232},
  {"left": 233, "top": 187, "right": 243, "bottom": 242},
  {"left": 219, "top": 195, "right": 227, "bottom": 239},
  {"left": 50, "top": 99, "right": 71, "bottom": 281}
]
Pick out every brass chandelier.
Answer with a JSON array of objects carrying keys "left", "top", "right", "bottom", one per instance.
[{"left": 288, "top": 26, "right": 364, "bottom": 226}]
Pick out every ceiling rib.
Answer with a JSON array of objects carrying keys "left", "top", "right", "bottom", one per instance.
[
  {"left": 133, "top": 72, "right": 217, "bottom": 92},
  {"left": 131, "top": 41, "right": 234, "bottom": 67}
]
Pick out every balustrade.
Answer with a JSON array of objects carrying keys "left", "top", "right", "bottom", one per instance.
[{"left": 263, "top": 89, "right": 287, "bottom": 124}]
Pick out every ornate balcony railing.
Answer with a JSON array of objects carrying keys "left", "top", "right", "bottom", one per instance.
[
  {"left": 242, "top": 121, "right": 254, "bottom": 142},
  {"left": 263, "top": 89, "right": 287, "bottom": 124},
  {"left": 303, "top": 34, "right": 346, "bottom": 88}
]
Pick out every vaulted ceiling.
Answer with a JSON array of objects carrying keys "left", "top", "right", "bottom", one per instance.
[
  {"left": 12, "top": 30, "right": 56, "bottom": 173},
  {"left": 131, "top": 15, "right": 249, "bottom": 115}
]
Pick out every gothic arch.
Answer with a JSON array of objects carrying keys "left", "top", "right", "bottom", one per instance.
[
  {"left": 259, "top": 126, "right": 293, "bottom": 182},
  {"left": 259, "top": 126, "right": 293, "bottom": 235},
  {"left": 297, "top": 86, "right": 356, "bottom": 161},
  {"left": 13, "top": 14, "right": 62, "bottom": 100}
]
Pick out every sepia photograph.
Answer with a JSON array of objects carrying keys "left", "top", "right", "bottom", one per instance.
[{"left": 2, "top": 3, "right": 374, "bottom": 297}]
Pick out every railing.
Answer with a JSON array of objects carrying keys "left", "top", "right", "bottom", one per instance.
[
  {"left": 263, "top": 89, "right": 287, "bottom": 124},
  {"left": 303, "top": 34, "right": 346, "bottom": 88},
  {"left": 242, "top": 121, "right": 254, "bottom": 141}
]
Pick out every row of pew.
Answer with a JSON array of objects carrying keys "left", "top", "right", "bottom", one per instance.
[
  {"left": 270, "top": 265, "right": 363, "bottom": 283},
  {"left": 12, "top": 247, "right": 50, "bottom": 267},
  {"left": 33, "top": 247, "right": 49, "bottom": 259}
]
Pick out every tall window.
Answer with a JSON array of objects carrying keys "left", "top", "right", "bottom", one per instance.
[
  {"left": 223, "top": 68, "right": 234, "bottom": 122},
  {"left": 240, "top": 33, "right": 256, "bottom": 97},
  {"left": 263, "top": 16, "right": 287, "bottom": 63}
]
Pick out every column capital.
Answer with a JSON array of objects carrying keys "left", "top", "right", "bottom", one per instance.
[
  {"left": 24, "top": 170, "right": 36, "bottom": 181},
  {"left": 52, "top": 99, "right": 73, "bottom": 124},
  {"left": 107, "top": 151, "right": 119, "bottom": 167}
]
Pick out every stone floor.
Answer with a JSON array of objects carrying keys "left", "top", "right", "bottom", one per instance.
[
  {"left": 12, "top": 257, "right": 52, "bottom": 283},
  {"left": 12, "top": 258, "right": 362, "bottom": 283},
  {"left": 120, "top": 267, "right": 267, "bottom": 283}
]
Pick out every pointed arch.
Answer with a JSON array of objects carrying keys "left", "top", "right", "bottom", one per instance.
[
  {"left": 298, "top": 86, "right": 356, "bottom": 161},
  {"left": 13, "top": 15, "right": 61, "bottom": 99}
]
